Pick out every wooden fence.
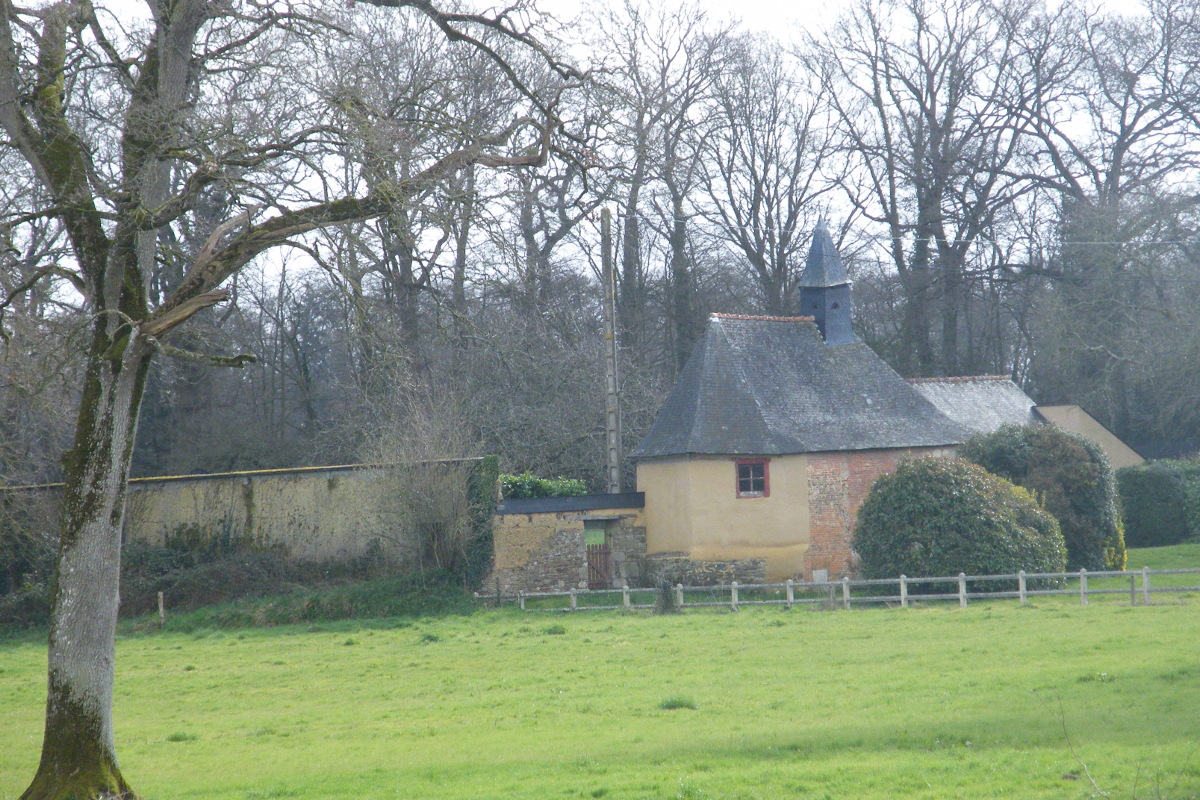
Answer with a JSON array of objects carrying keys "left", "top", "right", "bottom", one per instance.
[{"left": 500, "top": 567, "right": 1200, "bottom": 612}]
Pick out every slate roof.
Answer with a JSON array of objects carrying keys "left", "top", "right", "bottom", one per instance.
[
  {"left": 800, "top": 220, "right": 849, "bottom": 288},
  {"left": 630, "top": 314, "right": 970, "bottom": 458},
  {"left": 908, "top": 376, "right": 1037, "bottom": 436}
]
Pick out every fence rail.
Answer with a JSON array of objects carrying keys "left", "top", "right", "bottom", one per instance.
[{"left": 494, "top": 567, "right": 1200, "bottom": 612}]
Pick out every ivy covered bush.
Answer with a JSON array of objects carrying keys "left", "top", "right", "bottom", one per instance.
[
  {"left": 960, "top": 424, "right": 1126, "bottom": 571},
  {"left": 1117, "top": 460, "right": 1200, "bottom": 547},
  {"left": 853, "top": 456, "right": 1066, "bottom": 580},
  {"left": 500, "top": 472, "right": 588, "bottom": 500}
]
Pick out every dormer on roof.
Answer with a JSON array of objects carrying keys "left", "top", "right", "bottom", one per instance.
[{"left": 799, "top": 220, "right": 854, "bottom": 345}]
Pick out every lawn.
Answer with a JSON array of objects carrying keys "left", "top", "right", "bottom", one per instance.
[{"left": 1, "top": 547, "right": 1197, "bottom": 800}]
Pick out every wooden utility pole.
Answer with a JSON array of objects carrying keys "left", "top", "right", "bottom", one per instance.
[{"left": 601, "top": 208, "right": 623, "bottom": 493}]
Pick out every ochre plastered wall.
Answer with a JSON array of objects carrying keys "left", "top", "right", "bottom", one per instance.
[
  {"left": 638, "top": 455, "right": 811, "bottom": 581},
  {"left": 639, "top": 448, "right": 956, "bottom": 582},
  {"left": 123, "top": 466, "right": 420, "bottom": 564}
]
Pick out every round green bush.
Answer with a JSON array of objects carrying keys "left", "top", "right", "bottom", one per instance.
[
  {"left": 960, "top": 424, "right": 1126, "bottom": 571},
  {"left": 853, "top": 456, "right": 1067, "bottom": 580}
]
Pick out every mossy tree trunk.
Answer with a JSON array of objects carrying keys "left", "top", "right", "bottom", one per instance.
[
  {"left": 21, "top": 335, "right": 151, "bottom": 800},
  {"left": 0, "top": 2, "right": 566, "bottom": 797}
]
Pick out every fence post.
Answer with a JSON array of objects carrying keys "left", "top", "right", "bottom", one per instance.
[
  {"left": 1018, "top": 570, "right": 1027, "bottom": 605},
  {"left": 899, "top": 575, "right": 908, "bottom": 608},
  {"left": 157, "top": 592, "right": 165, "bottom": 627},
  {"left": 1142, "top": 566, "right": 1151, "bottom": 605},
  {"left": 842, "top": 576, "right": 851, "bottom": 610},
  {"left": 958, "top": 573, "right": 967, "bottom": 608},
  {"left": 786, "top": 579, "right": 794, "bottom": 608},
  {"left": 518, "top": 591, "right": 525, "bottom": 611},
  {"left": 730, "top": 581, "right": 739, "bottom": 612},
  {"left": 675, "top": 583, "right": 684, "bottom": 609},
  {"left": 1130, "top": 574, "right": 1136, "bottom": 607},
  {"left": 569, "top": 588, "right": 577, "bottom": 612},
  {"left": 1079, "top": 568, "right": 1088, "bottom": 606},
  {"left": 622, "top": 583, "right": 631, "bottom": 608}
]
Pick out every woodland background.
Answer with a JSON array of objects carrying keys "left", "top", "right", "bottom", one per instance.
[{"left": 3, "top": 0, "right": 1198, "bottom": 498}]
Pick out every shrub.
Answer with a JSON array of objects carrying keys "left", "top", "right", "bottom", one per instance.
[
  {"left": 853, "top": 456, "right": 1067, "bottom": 581},
  {"left": 0, "top": 490, "right": 58, "bottom": 597},
  {"left": 1117, "top": 461, "right": 1191, "bottom": 547},
  {"left": 500, "top": 472, "right": 588, "bottom": 500},
  {"left": 960, "top": 424, "right": 1126, "bottom": 571},
  {"left": 1117, "top": 459, "right": 1200, "bottom": 547}
]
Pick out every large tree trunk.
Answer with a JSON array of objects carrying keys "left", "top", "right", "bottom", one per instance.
[{"left": 22, "top": 330, "right": 152, "bottom": 800}]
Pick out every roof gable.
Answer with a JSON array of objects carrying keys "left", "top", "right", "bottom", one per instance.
[{"left": 631, "top": 315, "right": 969, "bottom": 458}]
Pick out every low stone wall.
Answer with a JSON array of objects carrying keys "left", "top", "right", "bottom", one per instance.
[{"left": 643, "top": 554, "right": 766, "bottom": 586}]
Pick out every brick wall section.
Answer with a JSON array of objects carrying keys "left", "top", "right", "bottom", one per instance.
[{"left": 806, "top": 447, "right": 947, "bottom": 578}]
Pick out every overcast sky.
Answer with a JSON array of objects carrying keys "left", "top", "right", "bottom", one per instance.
[{"left": 536, "top": 0, "right": 1148, "bottom": 37}]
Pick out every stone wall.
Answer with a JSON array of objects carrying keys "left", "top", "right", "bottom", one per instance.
[
  {"left": 806, "top": 447, "right": 949, "bottom": 578},
  {"left": 2, "top": 462, "right": 490, "bottom": 569},
  {"left": 489, "top": 495, "right": 646, "bottom": 594},
  {"left": 642, "top": 554, "right": 766, "bottom": 586},
  {"left": 121, "top": 464, "right": 445, "bottom": 564}
]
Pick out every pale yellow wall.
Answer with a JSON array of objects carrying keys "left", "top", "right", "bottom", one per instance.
[
  {"left": 636, "top": 458, "right": 694, "bottom": 555},
  {"left": 1035, "top": 405, "right": 1145, "bottom": 469},
  {"left": 637, "top": 455, "right": 811, "bottom": 581},
  {"left": 124, "top": 466, "right": 421, "bottom": 563}
]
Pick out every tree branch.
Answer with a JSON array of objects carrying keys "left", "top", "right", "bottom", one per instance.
[
  {"left": 139, "top": 289, "right": 230, "bottom": 338},
  {"left": 144, "top": 335, "right": 256, "bottom": 368}
]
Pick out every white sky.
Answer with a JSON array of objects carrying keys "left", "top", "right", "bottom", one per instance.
[{"left": 538, "top": 0, "right": 1148, "bottom": 36}]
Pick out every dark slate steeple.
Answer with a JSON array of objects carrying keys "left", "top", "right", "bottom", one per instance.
[{"left": 799, "top": 220, "right": 855, "bottom": 345}]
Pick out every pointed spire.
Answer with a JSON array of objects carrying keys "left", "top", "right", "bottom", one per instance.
[
  {"left": 798, "top": 219, "right": 855, "bottom": 345},
  {"left": 800, "top": 218, "right": 849, "bottom": 288}
]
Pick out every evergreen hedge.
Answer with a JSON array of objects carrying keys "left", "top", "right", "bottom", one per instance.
[
  {"left": 853, "top": 456, "right": 1067, "bottom": 581},
  {"left": 1116, "top": 460, "right": 1200, "bottom": 547},
  {"left": 960, "top": 424, "right": 1126, "bottom": 571}
]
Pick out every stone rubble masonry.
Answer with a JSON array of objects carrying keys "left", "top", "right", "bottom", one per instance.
[
  {"left": 643, "top": 554, "right": 767, "bottom": 586},
  {"left": 488, "top": 507, "right": 646, "bottom": 594},
  {"left": 805, "top": 447, "right": 946, "bottom": 578}
]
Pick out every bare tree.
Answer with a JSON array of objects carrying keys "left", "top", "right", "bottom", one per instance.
[
  {"left": 813, "top": 0, "right": 1042, "bottom": 375},
  {"left": 703, "top": 34, "right": 835, "bottom": 316},
  {"left": 0, "top": 1, "right": 574, "bottom": 797},
  {"left": 587, "top": 0, "right": 732, "bottom": 362},
  {"left": 1007, "top": 0, "right": 1200, "bottom": 435}
]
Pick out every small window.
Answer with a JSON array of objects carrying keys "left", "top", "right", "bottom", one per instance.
[{"left": 735, "top": 459, "right": 770, "bottom": 498}]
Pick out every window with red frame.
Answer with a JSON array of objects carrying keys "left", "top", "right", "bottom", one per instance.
[{"left": 735, "top": 459, "right": 769, "bottom": 497}]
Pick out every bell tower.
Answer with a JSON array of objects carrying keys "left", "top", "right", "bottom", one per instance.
[{"left": 799, "top": 220, "right": 854, "bottom": 345}]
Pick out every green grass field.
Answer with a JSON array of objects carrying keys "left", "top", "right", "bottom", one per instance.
[{"left": 1, "top": 546, "right": 1198, "bottom": 800}]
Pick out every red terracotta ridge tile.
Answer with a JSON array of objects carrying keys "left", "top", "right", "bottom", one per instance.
[
  {"left": 711, "top": 313, "right": 816, "bottom": 323},
  {"left": 906, "top": 375, "right": 1011, "bottom": 384}
]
